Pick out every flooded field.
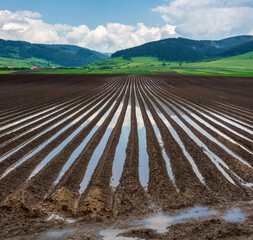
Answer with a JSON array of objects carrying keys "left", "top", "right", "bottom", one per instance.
[{"left": 0, "top": 73, "right": 252, "bottom": 239}]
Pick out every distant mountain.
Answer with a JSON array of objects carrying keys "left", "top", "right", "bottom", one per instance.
[
  {"left": 0, "top": 39, "right": 109, "bottom": 67},
  {"left": 112, "top": 35, "right": 253, "bottom": 62},
  {"left": 219, "top": 40, "right": 253, "bottom": 57}
]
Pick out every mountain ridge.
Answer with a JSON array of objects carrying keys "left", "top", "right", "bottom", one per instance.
[
  {"left": 0, "top": 39, "right": 109, "bottom": 67},
  {"left": 111, "top": 35, "right": 253, "bottom": 62}
]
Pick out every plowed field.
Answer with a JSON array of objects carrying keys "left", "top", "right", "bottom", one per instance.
[{"left": 0, "top": 73, "right": 252, "bottom": 239}]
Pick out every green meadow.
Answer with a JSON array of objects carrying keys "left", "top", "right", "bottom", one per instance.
[{"left": 1, "top": 52, "right": 253, "bottom": 76}]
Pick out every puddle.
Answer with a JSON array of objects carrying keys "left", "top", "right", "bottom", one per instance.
[
  {"left": 100, "top": 229, "right": 140, "bottom": 240},
  {"left": 79, "top": 86, "right": 127, "bottom": 194},
  {"left": 111, "top": 88, "right": 131, "bottom": 188},
  {"left": 38, "top": 229, "right": 75, "bottom": 240},
  {"left": 142, "top": 206, "right": 215, "bottom": 233},
  {"left": 37, "top": 205, "right": 247, "bottom": 240},
  {"left": 135, "top": 84, "right": 149, "bottom": 189},
  {"left": 222, "top": 209, "right": 245, "bottom": 222}
]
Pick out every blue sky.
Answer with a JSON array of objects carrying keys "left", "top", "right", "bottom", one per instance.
[
  {"left": 0, "top": 0, "right": 164, "bottom": 28},
  {"left": 0, "top": 0, "right": 253, "bottom": 52}
]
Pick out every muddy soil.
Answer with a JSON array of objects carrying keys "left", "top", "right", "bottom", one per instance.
[{"left": 0, "top": 73, "right": 252, "bottom": 239}]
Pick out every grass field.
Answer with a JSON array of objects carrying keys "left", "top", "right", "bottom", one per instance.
[
  {"left": 1, "top": 52, "right": 253, "bottom": 76},
  {"left": 184, "top": 51, "right": 253, "bottom": 70},
  {"left": 84, "top": 53, "right": 253, "bottom": 76},
  {"left": 0, "top": 71, "right": 16, "bottom": 74},
  {"left": 35, "top": 67, "right": 155, "bottom": 74},
  {"left": 0, "top": 56, "right": 60, "bottom": 68}
]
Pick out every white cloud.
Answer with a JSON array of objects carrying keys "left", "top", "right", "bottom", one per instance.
[
  {"left": 152, "top": 0, "right": 253, "bottom": 39},
  {"left": 0, "top": 10, "right": 177, "bottom": 52}
]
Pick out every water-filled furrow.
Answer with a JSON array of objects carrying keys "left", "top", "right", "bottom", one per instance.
[
  {"left": 0, "top": 78, "right": 113, "bottom": 129},
  {"left": 0, "top": 100, "right": 84, "bottom": 139},
  {"left": 0, "top": 104, "right": 63, "bottom": 131},
  {"left": 149, "top": 82, "right": 253, "bottom": 156},
  {"left": 139, "top": 86, "right": 177, "bottom": 189},
  {"left": 0, "top": 81, "right": 119, "bottom": 162},
  {"left": 110, "top": 86, "right": 132, "bottom": 188},
  {"left": 134, "top": 83, "right": 149, "bottom": 189},
  {"left": 53, "top": 82, "right": 127, "bottom": 188},
  {"left": 0, "top": 88, "right": 120, "bottom": 180},
  {"left": 0, "top": 75, "right": 114, "bottom": 118},
  {"left": 197, "top": 106, "right": 253, "bottom": 135},
  {"left": 212, "top": 104, "right": 253, "bottom": 123},
  {"left": 151, "top": 83, "right": 253, "bottom": 142},
  {"left": 0, "top": 90, "right": 83, "bottom": 122},
  {"left": 162, "top": 101, "right": 251, "bottom": 184},
  {"left": 187, "top": 105, "right": 253, "bottom": 142},
  {"left": 0, "top": 79, "right": 115, "bottom": 134},
  {"left": 0, "top": 102, "right": 84, "bottom": 146},
  {"left": 173, "top": 100, "right": 253, "bottom": 156},
  {"left": 198, "top": 104, "right": 253, "bottom": 130},
  {"left": 143, "top": 84, "right": 206, "bottom": 185},
  {"left": 147, "top": 83, "right": 253, "bottom": 187},
  {"left": 79, "top": 88, "right": 127, "bottom": 195},
  {"left": 217, "top": 102, "right": 253, "bottom": 116}
]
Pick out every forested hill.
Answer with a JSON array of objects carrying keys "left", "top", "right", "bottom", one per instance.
[
  {"left": 111, "top": 35, "right": 253, "bottom": 62},
  {"left": 0, "top": 39, "right": 109, "bottom": 67}
]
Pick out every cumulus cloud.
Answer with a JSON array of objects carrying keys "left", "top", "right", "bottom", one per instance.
[
  {"left": 152, "top": 0, "right": 253, "bottom": 39},
  {"left": 0, "top": 10, "right": 177, "bottom": 52}
]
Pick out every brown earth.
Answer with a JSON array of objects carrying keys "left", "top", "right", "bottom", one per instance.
[{"left": 0, "top": 73, "right": 252, "bottom": 239}]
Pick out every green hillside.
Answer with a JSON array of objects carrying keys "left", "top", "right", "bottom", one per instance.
[
  {"left": 0, "top": 39, "right": 109, "bottom": 67},
  {"left": 184, "top": 51, "right": 253, "bottom": 69},
  {"left": 85, "top": 52, "right": 253, "bottom": 76},
  {"left": 112, "top": 35, "right": 253, "bottom": 62},
  {"left": 0, "top": 56, "right": 60, "bottom": 68}
]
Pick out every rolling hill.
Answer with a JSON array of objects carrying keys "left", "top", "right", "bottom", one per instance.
[
  {"left": 0, "top": 39, "right": 109, "bottom": 67},
  {"left": 111, "top": 35, "right": 253, "bottom": 62}
]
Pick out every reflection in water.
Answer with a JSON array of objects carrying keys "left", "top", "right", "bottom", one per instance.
[
  {"left": 222, "top": 209, "right": 245, "bottom": 222},
  {"left": 79, "top": 87, "right": 127, "bottom": 194},
  {"left": 156, "top": 93, "right": 253, "bottom": 187},
  {"left": 145, "top": 87, "right": 205, "bottom": 185},
  {"left": 52, "top": 90, "right": 124, "bottom": 186},
  {"left": 135, "top": 86, "right": 149, "bottom": 189},
  {"left": 139, "top": 89, "right": 177, "bottom": 189},
  {"left": 142, "top": 206, "right": 215, "bottom": 233},
  {"left": 100, "top": 229, "right": 139, "bottom": 240},
  {"left": 38, "top": 229, "right": 75, "bottom": 240},
  {"left": 26, "top": 92, "right": 119, "bottom": 182},
  {"left": 111, "top": 92, "right": 131, "bottom": 188}
]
